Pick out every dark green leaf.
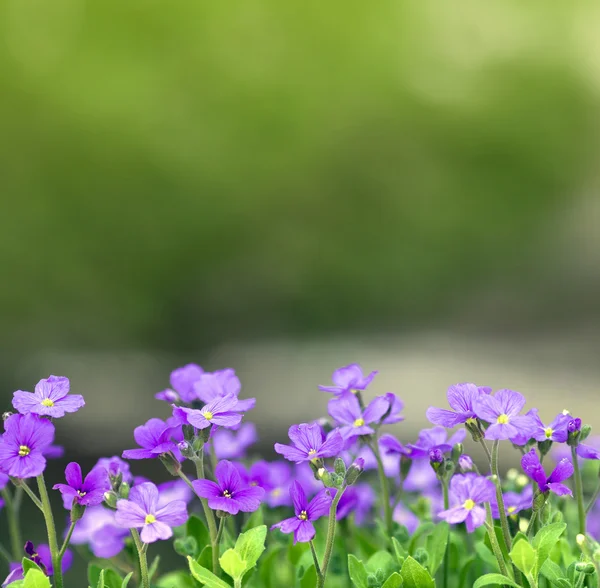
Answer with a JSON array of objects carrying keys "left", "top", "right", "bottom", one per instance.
[
  {"left": 187, "top": 514, "right": 210, "bottom": 555},
  {"left": 299, "top": 565, "right": 317, "bottom": 588},
  {"left": 399, "top": 556, "right": 434, "bottom": 588},
  {"left": 242, "top": 507, "right": 264, "bottom": 532},
  {"left": 88, "top": 564, "right": 103, "bottom": 588},
  {"left": 425, "top": 522, "right": 449, "bottom": 576},
  {"left": 458, "top": 556, "right": 475, "bottom": 588},
  {"left": 96, "top": 569, "right": 105, "bottom": 588},
  {"left": 474, "top": 542, "right": 499, "bottom": 572},
  {"left": 539, "top": 559, "right": 570, "bottom": 588},
  {"left": 532, "top": 523, "right": 567, "bottom": 578},
  {"left": 148, "top": 555, "right": 161, "bottom": 581}
]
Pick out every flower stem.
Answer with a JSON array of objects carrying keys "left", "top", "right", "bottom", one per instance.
[
  {"left": 442, "top": 480, "right": 449, "bottom": 588},
  {"left": 585, "top": 464, "right": 600, "bottom": 514},
  {"left": 20, "top": 482, "right": 44, "bottom": 511},
  {"left": 370, "top": 440, "right": 393, "bottom": 537},
  {"left": 489, "top": 441, "right": 512, "bottom": 551},
  {"left": 316, "top": 487, "right": 345, "bottom": 588},
  {"left": 36, "top": 474, "right": 63, "bottom": 588},
  {"left": 130, "top": 529, "right": 150, "bottom": 588},
  {"left": 309, "top": 540, "right": 322, "bottom": 577},
  {"left": 0, "top": 542, "right": 12, "bottom": 564},
  {"left": 484, "top": 503, "right": 509, "bottom": 578},
  {"left": 526, "top": 511, "right": 538, "bottom": 539},
  {"left": 59, "top": 521, "right": 77, "bottom": 560},
  {"left": 571, "top": 446, "right": 586, "bottom": 535},
  {"left": 2, "top": 487, "right": 23, "bottom": 560}
]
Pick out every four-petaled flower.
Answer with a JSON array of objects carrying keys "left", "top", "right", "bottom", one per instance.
[
  {"left": 53, "top": 462, "right": 111, "bottom": 507},
  {"left": 0, "top": 414, "right": 55, "bottom": 478},
  {"left": 193, "top": 370, "right": 256, "bottom": 413},
  {"left": 271, "top": 481, "right": 332, "bottom": 543},
  {"left": 155, "top": 363, "right": 204, "bottom": 403},
  {"left": 12, "top": 376, "right": 84, "bottom": 418},
  {"left": 209, "top": 423, "right": 258, "bottom": 460},
  {"left": 426, "top": 383, "right": 491, "bottom": 428},
  {"left": 473, "top": 389, "right": 536, "bottom": 442},
  {"left": 403, "top": 426, "right": 467, "bottom": 459},
  {"left": 115, "top": 482, "right": 188, "bottom": 543},
  {"left": 328, "top": 393, "right": 390, "bottom": 440},
  {"left": 521, "top": 448, "right": 573, "bottom": 496},
  {"left": 438, "top": 474, "right": 495, "bottom": 532},
  {"left": 172, "top": 394, "right": 243, "bottom": 430},
  {"left": 318, "top": 364, "right": 377, "bottom": 396},
  {"left": 121, "top": 418, "right": 180, "bottom": 460},
  {"left": 192, "top": 460, "right": 264, "bottom": 515},
  {"left": 274, "top": 423, "right": 344, "bottom": 463},
  {"left": 531, "top": 411, "right": 571, "bottom": 443}
]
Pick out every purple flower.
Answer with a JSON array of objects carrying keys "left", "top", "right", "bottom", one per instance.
[
  {"left": 43, "top": 445, "right": 65, "bottom": 459},
  {"left": 295, "top": 463, "right": 325, "bottom": 497},
  {"left": 3, "top": 544, "right": 73, "bottom": 586},
  {"left": 404, "top": 459, "right": 439, "bottom": 492},
  {"left": 156, "top": 480, "right": 194, "bottom": 506},
  {"left": 192, "top": 460, "right": 264, "bottom": 515},
  {"left": 458, "top": 455, "right": 474, "bottom": 471},
  {"left": 426, "top": 383, "right": 491, "bottom": 428},
  {"left": 12, "top": 376, "right": 84, "bottom": 418},
  {"left": 192, "top": 370, "right": 256, "bottom": 413},
  {"left": 271, "top": 481, "right": 332, "bottom": 543},
  {"left": 122, "top": 418, "right": 180, "bottom": 460},
  {"left": 531, "top": 412, "right": 571, "bottom": 443},
  {"left": 438, "top": 473, "right": 495, "bottom": 533},
  {"left": 490, "top": 485, "right": 533, "bottom": 519},
  {"left": 0, "top": 472, "right": 9, "bottom": 490},
  {"left": 156, "top": 363, "right": 204, "bottom": 403},
  {"left": 328, "top": 393, "right": 390, "bottom": 440},
  {"left": 274, "top": 423, "right": 344, "bottom": 463},
  {"left": 0, "top": 414, "right": 54, "bottom": 478},
  {"left": 336, "top": 483, "right": 375, "bottom": 525},
  {"left": 381, "top": 393, "right": 404, "bottom": 425},
  {"left": 393, "top": 502, "right": 419, "bottom": 534},
  {"left": 115, "top": 482, "right": 188, "bottom": 543},
  {"left": 521, "top": 448, "right": 573, "bottom": 496},
  {"left": 70, "top": 505, "right": 129, "bottom": 557},
  {"left": 208, "top": 423, "right": 258, "bottom": 460},
  {"left": 404, "top": 426, "right": 466, "bottom": 459},
  {"left": 53, "top": 462, "right": 110, "bottom": 507},
  {"left": 172, "top": 394, "right": 243, "bottom": 431},
  {"left": 318, "top": 364, "right": 377, "bottom": 396},
  {"left": 473, "top": 389, "right": 536, "bottom": 442},
  {"left": 95, "top": 456, "right": 133, "bottom": 484}
]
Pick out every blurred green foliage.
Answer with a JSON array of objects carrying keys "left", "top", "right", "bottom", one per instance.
[{"left": 0, "top": 0, "right": 598, "bottom": 351}]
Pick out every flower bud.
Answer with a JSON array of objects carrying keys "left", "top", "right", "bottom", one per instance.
[
  {"left": 182, "top": 424, "right": 195, "bottom": 442},
  {"left": 451, "top": 443, "right": 463, "bottom": 464},
  {"left": 429, "top": 448, "right": 444, "bottom": 473},
  {"left": 317, "top": 467, "right": 335, "bottom": 487},
  {"left": 413, "top": 547, "right": 429, "bottom": 566},
  {"left": 70, "top": 502, "right": 86, "bottom": 523},
  {"left": 178, "top": 441, "right": 195, "bottom": 459},
  {"left": 537, "top": 440, "right": 553, "bottom": 458},
  {"left": 580, "top": 424, "right": 592, "bottom": 442},
  {"left": 533, "top": 492, "right": 547, "bottom": 512},
  {"left": 344, "top": 458, "right": 365, "bottom": 486},
  {"left": 119, "top": 482, "right": 131, "bottom": 499},
  {"left": 159, "top": 452, "right": 182, "bottom": 476},
  {"left": 173, "top": 536, "right": 197, "bottom": 557},
  {"left": 576, "top": 534, "right": 587, "bottom": 547},
  {"left": 334, "top": 457, "right": 347, "bottom": 477},
  {"left": 465, "top": 418, "right": 484, "bottom": 442},
  {"left": 458, "top": 454, "right": 474, "bottom": 472},
  {"left": 24, "top": 541, "right": 36, "bottom": 557},
  {"left": 216, "top": 509, "right": 231, "bottom": 519},
  {"left": 568, "top": 418, "right": 582, "bottom": 446},
  {"left": 103, "top": 490, "right": 118, "bottom": 508},
  {"left": 575, "top": 562, "right": 595, "bottom": 575},
  {"left": 163, "top": 389, "right": 180, "bottom": 403}
]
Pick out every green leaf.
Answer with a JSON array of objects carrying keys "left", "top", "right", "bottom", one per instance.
[
  {"left": 234, "top": 525, "right": 267, "bottom": 571},
  {"left": 399, "top": 556, "right": 434, "bottom": 588},
  {"left": 23, "top": 570, "right": 51, "bottom": 588},
  {"left": 103, "top": 569, "right": 123, "bottom": 588},
  {"left": 348, "top": 554, "right": 369, "bottom": 588},
  {"left": 392, "top": 537, "right": 407, "bottom": 565},
  {"left": 458, "top": 556, "right": 475, "bottom": 588},
  {"left": 96, "top": 569, "right": 105, "bottom": 588},
  {"left": 532, "top": 523, "right": 567, "bottom": 578},
  {"left": 21, "top": 559, "right": 43, "bottom": 576},
  {"left": 539, "top": 559, "right": 571, "bottom": 588},
  {"left": 197, "top": 545, "right": 213, "bottom": 570},
  {"left": 299, "top": 565, "right": 317, "bottom": 588},
  {"left": 288, "top": 541, "right": 309, "bottom": 566},
  {"left": 242, "top": 507, "right": 264, "bottom": 532},
  {"left": 425, "top": 521, "right": 449, "bottom": 576},
  {"left": 472, "top": 573, "right": 522, "bottom": 587},
  {"left": 148, "top": 555, "right": 160, "bottom": 581},
  {"left": 509, "top": 538, "right": 535, "bottom": 576},
  {"left": 483, "top": 526, "right": 509, "bottom": 564},
  {"left": 382, "top": 572, "right": 404, "bottom": 588},
  {"left": 259, "top": 546, "right": 285, "bottom": 588},
  {"left": 155, "top": 571, "right": 196, "bottom": 588},
  {"left": 88, "top": 564, "right": 103, "bottom": 588},
  {"left": 187, "top": 514, "right": 210, "bottom": 555},
  {"left": 474, "top": 542, "right": 499, "bottom": 571},
  {"left": 121, "top": 572, "right": 134, "bottom": 588},
  {"left": 408, "top": 523, "right": 435, "bottom": 555},
  {"left": 220, "top": 549, "right": 248, "bottom": 581},
  {"left": 367, "top": 550, "right": 396, "bottom": 577},
  {"left": 187, "top": 557, "right": 231, "bottom": 588}
]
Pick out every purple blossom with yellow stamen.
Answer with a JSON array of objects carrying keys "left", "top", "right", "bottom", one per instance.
[
  {"left": 121, "top": 418, "right": 180, "bottom": 460},
  {"left": 274, "top": 423, "right": 344, "bottom": 463},
  {"left": 328, "top": 393, "right": 390, "bottom": 440},
  {"left": 172, "top": 393, "right": 243, "bottom": 430},
  {"left": 426, "top": 383, "right": 491, "bottom": 428},
  {"left": 53, "top": 462, "right": 110, "bottom": 507},
  {"left": 12, "top": 376, "right": 84, "bottom": 418}
]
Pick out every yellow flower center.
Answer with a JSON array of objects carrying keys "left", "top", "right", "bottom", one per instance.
[
  {"left": 298, "top": 510, "right": 308, "bottom": 521},
  {"left": 41, "top": 398, "right": 54, "bottom": 407},
  {"left": 463, "top": 499, "right": 475, "bottom": 511},
  {"left": 507, "top": 506, "right": 517, "bottom": 514},
  {"left": 145, "top": 514, "right": 156, "bottom": 524},
  {"left": 353, "top": 418, "right": 365, "bottom": 427},
  {"left": 18, "top": 445, "right": 31, "bottom": 457},
  {"left": 202, "top": 411, "right": 214, "bottom": 421},
  {"left": 77, "top": 490, "right": 87, "bottom": 497},
  {"left": 250, "top": 481, "right": 258, "bottom": 486},
  {"left": 351, "top": 389, "right": 360, "bottom": 395},
  {"left": 544, "top": 427, "right": 553, "bottom": 439},
  {"left": 308, "top": 449, "right": 317, "bottom": 456},
  {"left": 465, "top": 417, "right": 478, "bottom": 426},
  {"left": 271, "top": 488, "right": 281, "bottom": 497},
  {"left": 496, "top": 414, "right": 509, "bottom": 425},
  {"left": 223, "top": 490, "right": 232, "bottom": 498}
]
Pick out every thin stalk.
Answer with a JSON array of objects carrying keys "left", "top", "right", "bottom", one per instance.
[
  {"left": 20, "top": 483, "right": 44, "bottom": 511},
  {"left": 571, "top": 446, "right": 586, "bottom": 535},
  {"left": 526, "top": 511, "right": 538, "bottom": 539},
  {"left": 370, "top": 440, "right": 393, "bottom": 537},
  {"left": 309, "top": 540, "right": 322, "bottom": 577},
  {"left": 2, "top": 488, "right": 22, "bottom": 560},
  {"left": 491, "top": 441, "right": 512, "bottom": 552},
  {"left": 484, "top": 503, "right": 510, "bottom": 578},
  {"left": 216, "top": 518, "right": 225, "bottom": 547},
  {"left": 0, "top": 543, "right": 12, "bottom": 563},
  {"left": 36, "top": 474, "right": 63, "bottom": 588},
  {"left": 130, "top": 529, "right": 150, "bottom": 588},
  {"left": 316, "top": 487, "right": 345, "bottom": 588},
  {"left": 442, "top": 480, "right": 450, "bottom": 588},
  {"left": 585, "top": 463, "right": 600, "bottom": 514},
  {"left": 59, "top": 521, "right": 77, "bottom": 560}
]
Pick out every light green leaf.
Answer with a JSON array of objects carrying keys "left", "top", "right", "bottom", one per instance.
[
  {"left": 509, "top": 538, "right": 535, "bottom": 576},
  {"left": 474, "top": 542, "right": 499, "bottom": 571},
  {"left": 367, "top": 550, "right": 396, "bottom": 577},
  {"left": 21, "top": 559, "right": 43, "bottom": 576},
  {"left": 399, "top": 556, "right": 434, "bottom": 588},
  {"left": 458, "top": 556, "right": 475, "bottom": 588},
  {"left": 88, "top": 564, "right": 103, "bottom": 588},
  {"left": 532, "top": 523, "right": 567, "bottom": 578},
  {"left": 382, "top": 572, "right": 403, "bottom": 588},
  {"left": 234, "top": 525, "right": 267, "bottom": 571},
  {"left": 348, "top": 554, "right": 369, "bottom": 588},
  {"left": 426, "top": 521, "right": 449, "bottom": 576},
  {"left": 155, "top": 570, "right": 195, "bottom": 588},
  {"left": 23, "top": 570, "right": 51, "bottom": 588},
  {"left": 392, "top": 537, "right": 407, "bottom": 565},
  {"left": 148, "top": 555, "right": 160, "bottom": 581},
  {"left": 187, "top": 557, "right": 231, "bottom": 588},
  {"left": 220, "top": 548, "right": 248, "bottom": 581},
  {"left": 539, "top": 559, "right": 570, "bottom": 588},
  {"left": 121, "top": 572, "right": 133, "bottom": 588},
  {"left": 472, "top": 573, "right": 522, "bottom": 587},
  {"left": 96, "top": 569, "right": 105, "bottom": 588}
]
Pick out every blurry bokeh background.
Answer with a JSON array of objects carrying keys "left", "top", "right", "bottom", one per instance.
[{"left": 1, "top": 0, "right": 600, "bottom": 571}]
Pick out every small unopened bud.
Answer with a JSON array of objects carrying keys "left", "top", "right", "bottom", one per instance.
[
  {"left": 429, "top": 448, "right": 444, "bottom": 470},
  {"left": 119, "top": 482, "right": 130, "bottom": 499},
  {"left": 413, "top": 547, "right": 429, "bottom": 566},
  {"left": 552, "top": 510, "right": 563, "bottom": 523},
  {"left": 163, "top": 389, "right": 180, "bottom": 403},
  {"left": 533, "top": 492, "right": 547, "bottom": 512},
  {"left": 24, "top": 541, "right": 36, "bottom": 557},
  {"left": 568, "top": 418, "right": 582, "bottom": 446},
  {"left": 317, "top": 467, "right": 334, "bottom": 487},
  {"left": 334, "top": 458, "right": 347, "bottom": 476},
  {"left": 580, "top": 424, "right": 592, "bottom": 442},
  {"left": 458, "top": 454, "right": 474, "bottom": 472},
  {"left": 451, "top": 443, "right": 463, "bottom": 464},
  {"left": 173, "top": 536, "right": 197, "bottom": 557},
  {"left": 344, "top": 458, "right": 365, "bottom": 485},
  {"left": 159, "top": 452, "right": 182, "bottom": 476},
  {"left": 465, "top": 418, "right": 484, "bottom": 442},
  {"left": 575, "top": 562, "right": 595, "bottom": 575},
  {"left": 104, "top": 490, "right": 118, "bottom": 508},
  {"left": 576, "top": 534, "right": 587, "bottom": 546},
  {"left": 182, "top": 424, "right": 195, "bottom": 442},
  {"left": 70, "top": 502, "right": 86, "bottom": 523},
  {"left": 109, "top": 471, "right": 123, "bottom": 493},
  {"left": 178, "top": 441, "right": 195, "bottom": 459},
  {"left": 216, "top": 510, "right": 230, "bottom": 519}
]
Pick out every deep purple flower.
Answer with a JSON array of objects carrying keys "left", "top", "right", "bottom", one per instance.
[
  {"left": 393, "top": 502, "right": 419, "bottom": 534},
  {"left": 404, "top": 426, "right": 466, "bottom": 459},
  {"left": 172, "top": 394, "right": 243, "bottom": 430},
  {"left": 318, "top": 364, "right": 377, "bottom": 396},
  {"left": 43, "top": 445, "right": 65, "bottom": 459},
  {"left": 0, "top": 414, "right": 54, "bottom": 478},
  {"left": 438, "top": 473, "right": 495, "bottom": 532},
  {"left": 70, "top": 505, "right": 129, "bottom": 558},
  {"left": 3, "top": 544, "right": 73, "bottom": 585},
  {"left": 381, "top": 393, "right": 404, "bottom": 425},
  {"left": 193, "top": 370, "right": 256, "bottom": 413},
  {"left": 429, "top": 448, "right": 444, "bottom": 464},
  {"left": 328, "top": 393, "right": 390, "bottom": 440},
  {"left": 95, "top": 456, "right": 133, "bottom": 484},
  {"left": 237, "top": 460, "right": 294, "bottom": 507},
  {"left": 473, "top": 389, "right": 536, "bottom": 442},
  {"left": 115, "top": 482, "right": 188, "bottom": 543},
  {"left": 271, "top": 481, "right": 332, "bottom": 543},
  {"left": 12, "top": 376, "right": 84, "bottom": 418},
  {"left": 531, "top": 412, "right": 571, "bottom": 443},
  {"left": 426, "top": 383, "right": 491, "bottom": 428},
  {"left": 274, "top": 423, "right": 344, "bottom": 463},
  {"left": 209, "top": 422, "right": 258, "bottom": 460},
  {"left": 521, "top": 448, "right": 573, "bottom": 496},
  {"left": 336, "top": 483, "right": 375, "bottom": 525},
  {"left": 53, "top": 462, "right": 110, "bottom": 507},
  {"left": 122, "top": 418, "right": 180, "bottom": 460},
  {"left": 156, "top": 363, "right": 204, "bottom": 403},
  {"left": 192, "top": 460, "right": 264, "bottom": 515}
]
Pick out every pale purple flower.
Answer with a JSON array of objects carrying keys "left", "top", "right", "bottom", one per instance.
[
  {"left": 531, "top": 411, "right": 571, "bottom": 443},
  {"left": 239, "top": 460, "right": 293, "bottom": 507},
  {"left": 53, "top": 462, "right": 110, "bottom": 507},
  {"left": 192, "top": 460, "right": 264, "bottom": 515},
  {"left": 192, "top": 370, "right": 255, "bottom": 413},
  {"left": 43, "top": 445, "right": 65, "bottom": 459},
  {"left": 122, "top": 418, "right": 180, "bottom": 460},
  {"left": 336, "top": 483, "right": 375, "bottom": 525},
  {"left": 382, "top": 393, "right": 404, "bottom": 425},
  {"left": 69, "top": 505, "right": 129, "bottom": 557},
  {"left": 404, "top": 426, "right": 466, "bottom": 459},
  {"left": 12, "top": 376, "right": 84, "bottom": 418},
  {"left": 295, "top": 463, "right": 324, "bottom": 497},
  {"left": 458, "top": 455, "right": 474, "bottom": 471},
  {"left": 473, "top": 389, "right": 536, "bottom": 442},
  {"left": 393, "top": 502, "right": 419, "bottom": 534},
  {"left": 318, "top": 364, "right": 377, "bottom": 396},
  {"left": 208, "top": 422, "right": 258, "bottom": 460},
  {"left": 271, "top": 481, "right": 332, "bottom": 543},
  {"left": 274, "top": 423, "right": 344, "bottom": 463},
  {"left": 0, "top": 414, "right": 54, "bottom": 478},
  {"left": 156, "top": 363, "right": 204, "bottom": 403},
  {"left": 157, "top": 480, "right": 194, "bottom": 506},
  {"left": 403, "top": 458, "right": 439, "bottom": 492},
  {"left": 521, "top": 448, "right": 573, "bottom": 496},
  {"left": 115, "top": 482, "right": 188, "bottom": 543},
  {"left": 95, "top": 456, "right": 133, "bottom": 484},
  {"left": 328, "top": 393, "right": 390, "bottom": 440},
  {"left": 438, "top": 473, "right": 495, "bottom": 532},
  {"left": 172, "top": 394, "right": 242, "bottom": 430},
  {"left": 490, "top": 485, "right": 533, "bottom": 519},
  {"left": 426, "top": 383, "right": 491, "bottom": 428}
]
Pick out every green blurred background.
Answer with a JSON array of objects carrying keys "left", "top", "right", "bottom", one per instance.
[{"left": 1, "top": 0, "right": 600, "bottom": 574}]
